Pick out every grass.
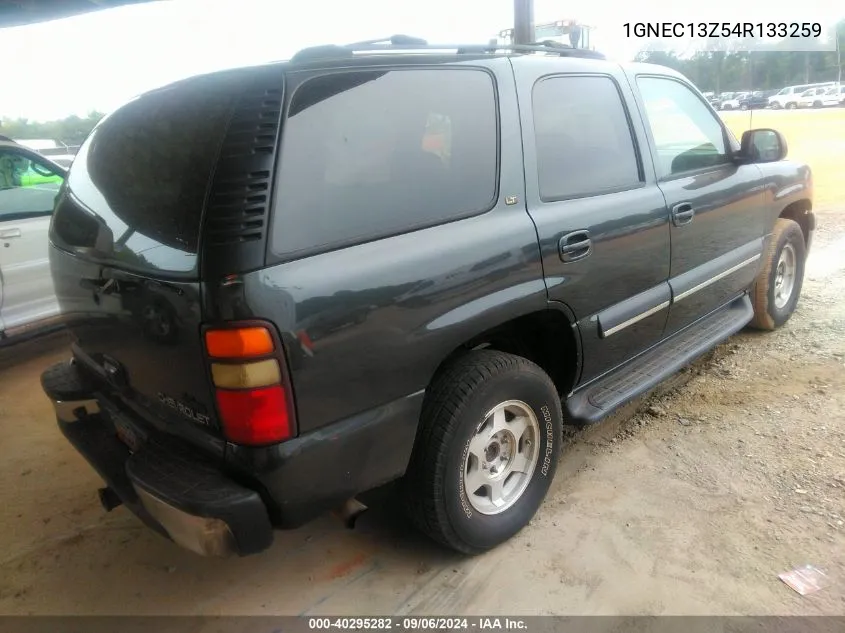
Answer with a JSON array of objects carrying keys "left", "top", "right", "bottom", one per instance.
[{"left": 720, "top": 109, "right": 845, "bottom": 211}]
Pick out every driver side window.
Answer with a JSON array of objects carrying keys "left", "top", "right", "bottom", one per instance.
[
  {"left": 0, "top": 150, "right": 64, "bottom": 221},
  {"left": 637, "top": 77, "right": 730, "bottom": 179}
]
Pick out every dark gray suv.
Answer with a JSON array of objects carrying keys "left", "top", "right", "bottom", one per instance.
[{"left": 40, "top": 38, "right": 815, "bottom": 557}]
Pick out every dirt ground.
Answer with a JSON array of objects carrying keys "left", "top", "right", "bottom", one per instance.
[{"left": 0, "top": 108, "right": 843, "bottom": 615}]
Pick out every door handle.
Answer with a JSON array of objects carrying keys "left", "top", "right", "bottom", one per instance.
[
  {"left": 0, "top": 228, "right": 22, "bottom": 239},
  {"left": 671, "top": 203, "right": 695, "bottom": 227},
  {"left": 559, "top": 230, "right": 592, "bottom": 263}
]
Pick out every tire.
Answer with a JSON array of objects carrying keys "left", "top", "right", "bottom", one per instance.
[
  {"left": 740, "top": 104, "right": 748, "bottom": 111},
  {"left": 749, "top": 218, "right": 806, "bottom": 330},
  {"left": 786, "top": 102, "right": 797, "bottom": 110},
  {"left": 813, "top": 101, "right": 822, "bottom": 109},
  {"left": 403, "top": 350, "right": 562, "bottom": 554}
]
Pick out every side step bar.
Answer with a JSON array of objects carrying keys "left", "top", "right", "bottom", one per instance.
[{"left": 567, "top": 294, "right": 754, "bottom": 424}]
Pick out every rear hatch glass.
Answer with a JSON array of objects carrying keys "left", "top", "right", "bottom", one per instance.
[{"left": 53, "top": 71, "right": 247, "bottom": 276}]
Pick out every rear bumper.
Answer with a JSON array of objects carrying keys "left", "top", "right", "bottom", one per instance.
[
  {"left": 41, "top": 358, "right": 426, "bottom": 554},
  {"left": 41, "top": 361, "right": 273, "bottom": 557}
]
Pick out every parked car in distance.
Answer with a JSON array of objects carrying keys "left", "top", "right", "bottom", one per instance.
[
  {"left": 40, "top": 38, "right": 815, "bottom": 558},
  {"left": 819, "top": 85, "right": 845, "bottom": 107},
  {"left": 769, "top": 82, "right": 837, "bottom": 109},
  {"left": 0, "top": 136, "right": 67, "bottom": 340},
  {"left": 712, "top": 91, "right": 734, "bottom": 109},
  {"left": 797, "top": 87, "right": 830, "bottom": 109},
  {"left": 737, "top": 91, "right": 770, "bottom": 110},
  {"left": 720, "top": 91, "right": 750, "bottom": 110}
]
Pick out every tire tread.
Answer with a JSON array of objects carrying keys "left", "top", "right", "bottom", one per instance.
[{"left": 403, "top": 350, "right": 559, "bottom": 554}]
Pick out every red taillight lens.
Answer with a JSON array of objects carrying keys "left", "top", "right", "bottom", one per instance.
[{"left": 215, "top": 385, "right": 291, "bottom": 446}]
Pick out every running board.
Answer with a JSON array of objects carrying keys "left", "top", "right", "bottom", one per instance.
[{"left": 566, "top": 294, "right": 754, "bottom": 424}]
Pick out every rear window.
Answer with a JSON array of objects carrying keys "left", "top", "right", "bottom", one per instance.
[
  {"left": 52, "top": 73, "right": 244, "bottom": 275},
  {"left": 270, "top": 68, "right": 498, "bottom": 258}
]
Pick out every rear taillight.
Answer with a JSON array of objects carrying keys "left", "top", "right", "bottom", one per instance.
[{"left": 204, "top": 323, "right": 294, "bottom": 446}]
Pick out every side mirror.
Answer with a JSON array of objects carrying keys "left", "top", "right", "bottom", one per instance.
[{"left": 738, "top": 128, "right": 788, "bottom": 164}]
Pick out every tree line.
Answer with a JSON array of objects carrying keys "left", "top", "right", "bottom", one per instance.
[
  {"left": 635, "top": 20, "right": 844, "bottom": 94},
  {"left": 0, "top": 111, "right": 105, "bottom": 146}
]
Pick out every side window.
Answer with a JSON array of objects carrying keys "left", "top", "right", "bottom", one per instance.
[
  {"left": 271, "top": 69, "right": 498, "bottom": 257},
  {"left": 532, "top": 75, "right": 641, "bottom": 201},
  {"left": 637, "top": 77, "right": 730, "bottom": 178},
  {"left": 0, "top": 150, "right": 64, "bottom": 221}
]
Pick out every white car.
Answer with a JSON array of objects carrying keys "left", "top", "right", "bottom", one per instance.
[
  {"left": 719, "top": 92, "right": 749, "bottom": 110},
  {"left": 0, "top": 137, "right": 67, "bottom": 339},
  {"left": 820, "top": 85, "right": 845, "bottom": 107},
  {"left": 769, "top": 82, "right": 837, "bottom": 109},
  {"left": 796, "top": 87, "right": 831, "bottom": 109}
]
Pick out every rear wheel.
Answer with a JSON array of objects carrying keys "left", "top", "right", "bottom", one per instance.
[
  {"left": 749, "top": 218, "right": 806, "bottom": 330},
  {"left": 403, "top": 350, "right": 562, "bottom": 554}
]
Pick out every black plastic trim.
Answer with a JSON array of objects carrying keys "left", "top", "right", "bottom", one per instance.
[{"left": 200, "top": 65, "right": 286, "bottom": 280}]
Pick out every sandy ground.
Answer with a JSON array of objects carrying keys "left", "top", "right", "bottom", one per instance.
[{"left": 0, "top": 207, "right": 841, "bottom": 616}]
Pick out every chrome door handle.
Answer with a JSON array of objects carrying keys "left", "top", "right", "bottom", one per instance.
[
  {"left": 0, "top": 228, "right": 22, "bottom": 239},
  {"left": 671, "top": 203, "right": 695, "bottom": 227},
  {"left": 559, "top": 230, "right": 592, "bottom": 263}
]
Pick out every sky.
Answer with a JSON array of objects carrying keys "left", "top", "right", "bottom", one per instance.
[{"left": 2, "top": 0, "right": 843, "bottom": 121}]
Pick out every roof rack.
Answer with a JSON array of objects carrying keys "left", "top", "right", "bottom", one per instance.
[{"left": 290, "top": 34, "right": 606, "bottom": 63}]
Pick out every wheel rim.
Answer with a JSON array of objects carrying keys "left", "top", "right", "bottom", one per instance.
[
  {"left": 774, "top": 243, "right": 797, "bottom": 310},
  {"left": 462, "top": 400, "right": 540, "bottom": 515}
]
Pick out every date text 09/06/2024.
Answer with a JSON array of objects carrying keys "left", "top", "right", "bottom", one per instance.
[
  {"left": 307, "top": 617, "right": 528, "bottom": 630},
  {"left": 623, "top": 22, "right": 823, "bottom": 39}
]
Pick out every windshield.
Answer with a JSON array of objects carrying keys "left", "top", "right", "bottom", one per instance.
[{"left": 777, "top": 88, "right": 790, "bottom": 95}]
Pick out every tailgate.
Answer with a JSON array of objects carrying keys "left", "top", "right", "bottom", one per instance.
[
  {"left": 44, "top": 71, "right": 253, "bottom": 456},
  {"left": 49, "top": 246, "right": 223, "bottom": 453}
]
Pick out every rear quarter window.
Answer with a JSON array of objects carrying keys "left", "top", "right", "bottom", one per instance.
[{"left": 270, "top": 68, "right": 498, "bottom": 258}]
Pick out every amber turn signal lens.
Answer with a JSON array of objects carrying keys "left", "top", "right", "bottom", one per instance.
[{"left": 205, "top": 327, "right": 274, "bottom": 358}]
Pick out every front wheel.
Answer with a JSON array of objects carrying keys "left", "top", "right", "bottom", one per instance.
[
  {"left": 403, "top": 350, "right": 562, "bottom": 554},
  {"left": 786, "top": 102, "right": 797, "bottom": 110},
  {"left": 749, "top": 218, "right": 806, "bottom": 330},
  {"left": 740, "top": 103, "right": 748, "bottom": 111}
]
